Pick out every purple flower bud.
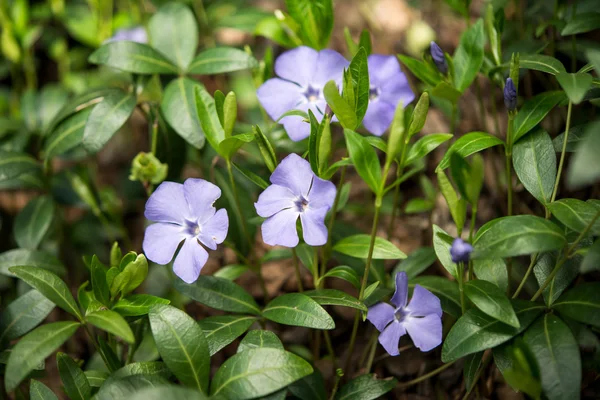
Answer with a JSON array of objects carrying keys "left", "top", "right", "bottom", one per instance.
[
  {"left": 430, "top": 41, "right": 448, "bottom": 74},
  {"left": 504, "top": 78, "right": 517, "bottom": 111},
  {"left": 450, "top": 238, "right": 473, "bottom": 263}
]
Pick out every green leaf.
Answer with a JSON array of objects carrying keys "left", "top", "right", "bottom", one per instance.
[
  {"left": 397, "top": 55, "right": 441, "bottom": 86},
  {"left": 44, "top": 108, "right": 92, "bottom": 160},
  {"left": 472, "top": 216, "right": 566, "bottom": 259},
  {"left": 161, "top": 78, "right": 206, "bottom": 149},
  {"left": 552, "top": 283, "right": 600, "bottom": 328},
  {"left": 0, "top": 289, "right": 54, "bottom": 344},
  {"left": 473, "top": 258, "right": 508, "bottom": 293},
  {"left": 129, "top": 386, "right": 208, "bottom": 400},
  {"left": 513, "top": 128, "right": 556, "bottom": 205},
  {"left": 547, "top": 198, "right": 600, "bottom": 235},
  {"left": 285, "top": 0, "right": 333, "bottom": 50},
  {"left": 199, "top": 315, "right": 256, "bottom": 356},
  {"left": 523, "top": 314, "right": 581, "bottom": 400},
  {"left": 405, "top": 133, "right": 453, "bottom": 166},
  {"left": 13, "top": 195, "right": 54, "bottom": 249},
  {"left": 175, "top": 275, "right": 261, "bottom": 315},
  {"left": 436, "top": 172, "right": 466, "bottom": 234},
  {"left": 210, "top": 348, "right": 313, "bottom": 399},
  {"left": 30, "top": 379, "right": 59, "bottom": 400},
  {"left": 91, "top": 255, "right": 110, "bottom": 307},
  {"left": 493, "top": 340, "right": 542, "bottom": 400},
  {"left": 441, "top": 300, "right": 544, "bottom": 362},
  {"left": 148, "top": 2, "right": 197, "bottom": 70},
  {"left": 88, "top": 41, "right": 179, "bottom": 74},
  {"left": 95, "top": 375, "right": 170, "bottom": 400},
  {"left": 0, "top": 150, "right": 38, "bottom": 182},
  {"left": 289, "top": 370, "right": 326, "bottom": 400},
  {"left": 437, "top": 131, "right": 504, "bottom": 171},
  {"left": 262, "top": 293, "right": 335, "bottom": 330},
  {"left": 149, "top": 304, "right": 210, "bottom": 392},
  {"left": 194, "top": 86, "right": 225, "bottom": 155},
  {"left": 238, "top": 330, "right": 283, "bottom": 353},
  {"left": 348, "top": 47, "right": 369, "bottom": 124},
  {"left": 0, "top": 249, "right": 65, "bottom": 277},
  {"left": 333, "top": 234, "right": 406, "bottom": 260},
  {"left": 303, "top": 289, "right": 367, "bottom": 312},
  {"left": 106, "top": 362, "right": 172, "bottom": 382},
  {"left": 82, "top": 91, "right": 136, "bottom": 153},
  {"left": 553, "top": 124, "right": 586, "bottom": 153},
  {"left": 232, "top": 162, "right": 269, "bottom": 189},
  {"left": 453, "top": 19, "right": 485, "bottom": 92},
  {"left": 431, "top": 81, "right": 462, "bottom": 103},
  {"left": 325, "top": 82, "right": 357, "bottom": 129},
  {"left": 253, "top": 125, "right": 277, "bottom": 173},
  {"left": 344, "top": 129, "right": 381, "bottom": 193},
  {"left": 519, "top": 54, "right": 566, "bottom": 75},
  {"left": 112, "top": 294, "right": 170, "bottom": 317},
  {"left": 57, "top": 352, "right": 91, "bottom": 400},
  {"left": 561, "top": 13, "right": 600, "bottom": 35},
  {"left": 213, "top": 265, "right": 251, "bottom": 281},
  {"left": 4, "top": 321, "right": 80, "bottom": 391},
  {"left": 84, "top": 370, "right": 108, "bottom": 388},
  {"left": 432, "top": 225, "right": 458, "bottom": 279},
  {"left": 392, "top": 247, "right": 436, "bottom": 280},
  {"left": 512, "top": 91, "right": 564, "bottom": 143},
  {"left": 318, "top": 265, "right": 361, "bottom": 289},
  {"left": 463, "top": 352, "right": 483, "bottom": 392},
  {"left": 465, "top": 280, "right": 520, "bottom": 328},
  {"left": 567, "top": 120, "right": 600, "bottom": 188},
  {"left": 86, "top": 310, "right": 135, "bottom": 344},
  {"left": 581, "top": 239, "right": 600, "bottom": 273},
  {"left": 555, "top": 72, "right": 593, "bottom": 104},
  {"left": 188, "top": 47, "right": 257, "bottom": 74},
  {"left": 450, "top": 153, "right": 483, "bottom": 205},
  {"left": 410, "top": 276, "right": 462, "bottom": 318},
  {"left": 335, "top": 373, "right": 397, "bottom": 400},
  {"left": 9, "top": 266, "right": 82, "bottom": 320}
]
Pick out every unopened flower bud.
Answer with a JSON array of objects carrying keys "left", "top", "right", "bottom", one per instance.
[
  {"left": 504, "top": 78, "right": 517, "bottom": 111},
  {"left": 129, "top": 152, "right": 168, "bottom": 185},
  {"left": 430, "top": 41, "right": 448, "bottom": 75},
  {"left": 450, "top": 238, "right": 473, "bottom": 263}
]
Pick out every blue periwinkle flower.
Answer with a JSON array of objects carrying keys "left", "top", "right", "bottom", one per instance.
[
  {"left": 504, "top": 78, "right": 517, "bottom": 111},
  {"left": 257, "top": 46, "right": 349, "bottom": 141},
  {"left": 363, "top": 55, "right": 415, "bottom": 136},
  {"left": 254, "top": 153, "right": 336, "bottom": 247},
  {"left": 367, "top": 272, "right": 443, "bottom": 356},
  {"left": 430, "top": 41, "right": 448, "bottom": 74},
  {"left": 143, "top": 178, "right": 229, "bottom": 283},
  {"left": 106, "top": 26, "right": 148, "bottom": 44},
  {"left": 450, "top": 238, "right": 473, "bottom": 263}
]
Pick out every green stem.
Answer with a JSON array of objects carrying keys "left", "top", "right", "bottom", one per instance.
[
  {"left": 151, "top": 114, "right": 159, "bottom": 155},
  {"left": 386, "top": 167, "right": 402, "bottom": 239},
  {"left": 323, "top": 330, "right": 337, "bottom": 369},
  {"left": 512, "top": 253, "right": 538, "bottom": 298},
  {"left": 467, "top": 206, "right": 477, "bottom": 281},
  {"left": 462, "top": 353, "right": 492, "bottom": 400},
  {"left": 549, "top": 101, "right": 573, "bottom": 205},
  {"left": 398, "top": 361, "right": 457, "bottom": 389},
  {"left": 365, "top": 332, "right": 378, "bottom": 373},
  {"left": 457, "top": 261, "right": 466, "bottom": 314},
  {"left": 328, "top": 370, "right": 343, "bottom": 400},
  {"left": 84, "top": 324, "right": 111, "bottom": 371},
  {"left": 320, "top": 166, "right": 347, "bottom": 284},
  {"left": 291, "top": 248, "right": 303, "bottom": 292},
  {"left": 451, "top": 103, "right": 459, "bottom": 135},
  {"left": 505, "top": 114, "right": 514, "bottom": 216}
]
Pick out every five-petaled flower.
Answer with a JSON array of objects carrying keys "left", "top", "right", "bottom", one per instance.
[
  {"left": 257, "top": 46, "right": 349, "bottom": 142},
  {"left": 367, "top": 272, "right": 442, "bottom": 356},
  {"left": 450, "top": 238, "right": 473, "bottom": 263},
  {"left": 363, "top": 54, "right": 415, "bottom": 136},
  {"left": 255, "top": 153, "right": 336, "bottom": 247},
  {"left": 143, "top": 178, "right": 229, "bottom": 284}
]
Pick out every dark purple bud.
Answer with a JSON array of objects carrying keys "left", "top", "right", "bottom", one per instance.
[
  {"left": 450, "top": 238, "right": 473, "bottom": 263},
  {"left": 430, "top": 41, "right": 448, "bottom": 74},
  {"left": 504, "top": 78, "right": 517, "bottom": 111}
]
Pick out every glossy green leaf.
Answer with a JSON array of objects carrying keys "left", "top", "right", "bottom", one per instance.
[
  {"left": 0, "top": 249, "right": 65, "bottom": 276},
  {"left": 194, "top": 86, "right": 225, "bottom": 155},
  {"left": 112, "top": 294, "right": 170, "bottom": 316},
  {"left": 453, "top": 19, "right": 485, "bottom": 92},
  {"left": 463, "top": 352, "right": 483, "bottom": 391},
  {"left": 30, "top": 379, "right": 59, "bottom": 400},
  {"left": 232, "top": 162, "right": 269, "bottom": 189},
  {"left": 392, "top": 247, "right": 436, "bottom": 280},
  {"left": 86, "top": 310, "right": 135, "bottom": 343},
  {"left": 405, "top": 133, "right": 453, "bottom": 166},
  {"left": 567, "top": 120, "right": 600, "bottom": 188},
  {"left": 410, "top": 276, "right": 461, "bottom": 318},
  {"left": 303, "top": 289, "right": 367, "bottom": 312},
  {"left": 4, "top": 321, "right": 80, "bottom": 391},
  {"left": 149, "top": 304, "right": 210, "bottom": 392},
  {"left": 397, "top": 55, "right": 441, "bottom": 86},
  {"left": 188, "top": 47, "right": 257, "bottom": 74},
  {"left": 82, "top": 91, "right": 136, "bottom": 153},
  {"left": 432, "top": 225, "right": 458, "bottom": 279},
  {"left": 344, "top": 129, "right": 381, "bottom": 193},
  {"left": 333, "top": 234, "right": 406, "bottom": 260},
  {"left": 285, "top": 0, "right": 333, "bottom": 50},
  {"left": 547, "top": 198, "right": 600, "bottom": 235},
  {"left": 44, "top": 108, "right": 92, "bottom": 160},
  {"left": 472, "top": 216, "right": 566, "bottom": 259},
  {"left": 553, "top": 124, "right": 586, "bottom": 153},
  {"left": 513, "top": 128, "right": 556, "bottom": 205},
  {"left": 348, "top": 47, "right": 369, "bottom": 124},
  {"left": 9, "top": 266, "right": 82, "bottom": 320},
  {"left": 161, "top": 78, "right": 205, "bottom": 149},
  {"left": 200, "top": 315, "right": 257, "bottom": 356},
  {"left": 84, "top": 370, "right": 108, "bottom": 388},
  {"left": 95, "top": 375, "right": 170, "bottom": 400},
  {"left": 512, "top": 91, "right": 564, "bottom": 143},
  {"left": 493, "top": 340, "right": 542, "bottom": 400},
  {"left": 318, "top": 265, "right": 361, "bottom": 289},
  {"left": 262, "top": 293, "right": 335, "bottom": 330},
  {"left": 431, "top": 81, "right": 462, "bottom": 103},
  {"left": 253, "top": 125, "right": 277, "bottom": 173},
  {"left": 91, "top": 255, "right": 110, "bottom": 307},
  {"left": 0, "top": 150, "right": 38, "bottom": 182},
  {"left": 437, "top": 172, "right": 467, "bottom": 234},
  {"left": 210, "top": 348, "right": 313, "bottom": 399},
  {"left": 519, "top": 54, "right": 566, "bottom": 75},
  {"left": 148, "top": 2, "right": 197, "bottom": 70},
  {"left": 13, "top": 195, "right": 54, "bottom": 249},
  {"left": 581, "top": 239, "right": 600, "bottom": 273},
  {"left": 552, "top": 283, "right": 600, "bottom": 328},
  {"left": 57, "top": 352, "right": 91, "bottom": 400},
  {"left": 175, "top": 275, "right": 261, "bottom": 315},
  {"left": 106, "top": 362, "right": 172, "bottom": 383},
  {"left": 437, "top": 131, "right": 504, "bottom": 171},
  {"left": 288, "top": 370, "right": 326, "bottom": 400},
  {"left": 0, "top": 289, "right": 54, "bottom": 344},
  {"left": 335, "top": 373, "right": 397, "bottom": 400},
  {"left": 325, "top": 81, "right": 357, "bottom": 129},
  {"left": 238, "top": 330, "right": 283, "bottom": 353},
  {"left": 89, "top": 41, "right": 179, "bottom": 74},
  {"left": 473, "top": 258, "right": 508, "bottom": 293},
  {"left": 465, "top": 280, "right": 520, "bottom": 327},
  {"left": 441, "top": 300, "right": 544, "bottom": 362},
  {"left": 129, "top": 386, "right": 208, "bottom": 400},
  {"left": 523, "top": 314, "right": 580, "bottom": 400},
  {"left": 556, "top": 72, "right": 593, "bottom": 104},
  {"left": 561, "top": 13, "right": 600, "bottom": 35},
  {"left": 450, "top": 152, "right": 483, "bottom": 205}
]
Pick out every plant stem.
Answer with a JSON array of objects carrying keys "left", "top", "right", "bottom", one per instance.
[
  {"left": 83, "top": 324, "right": 112, "bottom": 371},
  {"left": 549, "top": 100, "right": 573, "bottom": 206},
  {"left": 386, "top": 167, "right": 402, "bottom": 239},
  {"left": 457, "top": 261, "right": 467, "bottom": 314},
  {"left": 451, "top": 103, "right": 459, "bottom": 135},
  {"left": 462, "top": 353, "right": 492, "bottom": 400},
  {"left": 505, "top": 113, "right": 515, "bottom": 216},
  {"left": 365, "top": 332, "right": 378, "bottom": 372},
  {"left": 512, "top": 253, "right": 538, "bottom": 298},
  {"left": 320, "top": 166, "right": 347, "bottom": 285},
  {"left": 398, "top": 361, "right": 457, "bottom": 389},
  {"left": 291, "top": 248, "right": 303, "bottom": 292},
  {"left": 323, "top": 330, "right": 337, "bottom": 369},
  {"left": 328, "top": 371, "right": 343, "bottom": 400}
]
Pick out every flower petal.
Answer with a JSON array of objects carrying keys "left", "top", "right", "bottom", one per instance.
[
  {"left": 143, "top": 223, "right": 186, "bottom": 265},
  {"left": 404, "top": 314, "right": 442, "bottom": 352},
  {"left": 270, "top": 153, "right": 314, "bottom": 197},
  {"left": 378, "top": 321, "right": 406, "bottom": 356},
  {"left": 307, "top": 176, "right": 336, "bottom": 210},
  {"left": 257, "top": 78, "right": 304, "bottom": 121},
  {"left": 261, "top": 208, "right": 300, "bottom": 247},
  {"left": 368, "top": 55, "right": 402, "bottom": 86},
  {"left": 379, "top": 77, "right": 415, "bottom": 109},
  {"left": 198, "top": 208, "right": 229, "bottom": 250},
  {"left": 183, "top": 178, "right": 220, "bottom": 224},
  {"left": 144, "top": 182, "right": 190, "bottom": 224},
  {"left": 362, "top": 100, "right": 395, "bottom": 136},
  {"left": 391, "top": 272, "right": 409, "bottom": 309},
  {"left": 300, "top": 206, "right": 328, "bottom": 246},
  {"left": 406, "top": 284, "right": 443, "bottom": 317},
  {"left": 173, "top": 238, "right": 209, "bottom": 284},
  {"left": 255, "top": 184, "right": 296, "bottom": 218},
  {"left": 312, "top": 49, "right": 350, "bottom": 86},
  {"left": 275, "top": 46, "right": 318, "bottom": 87},
  {"left": 367, "top": 302, "right": 395, "bottom": 332},
  {"left": 280, "top": 102, "right": 320, "bottom": 142}
]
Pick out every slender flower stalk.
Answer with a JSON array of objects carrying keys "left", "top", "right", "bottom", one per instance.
[
  {"left": 549, "top": 100, "right": 573, "bottom": 206},
  {"left": 398, "top": 361, "right": 457, "bottom": 389}
]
